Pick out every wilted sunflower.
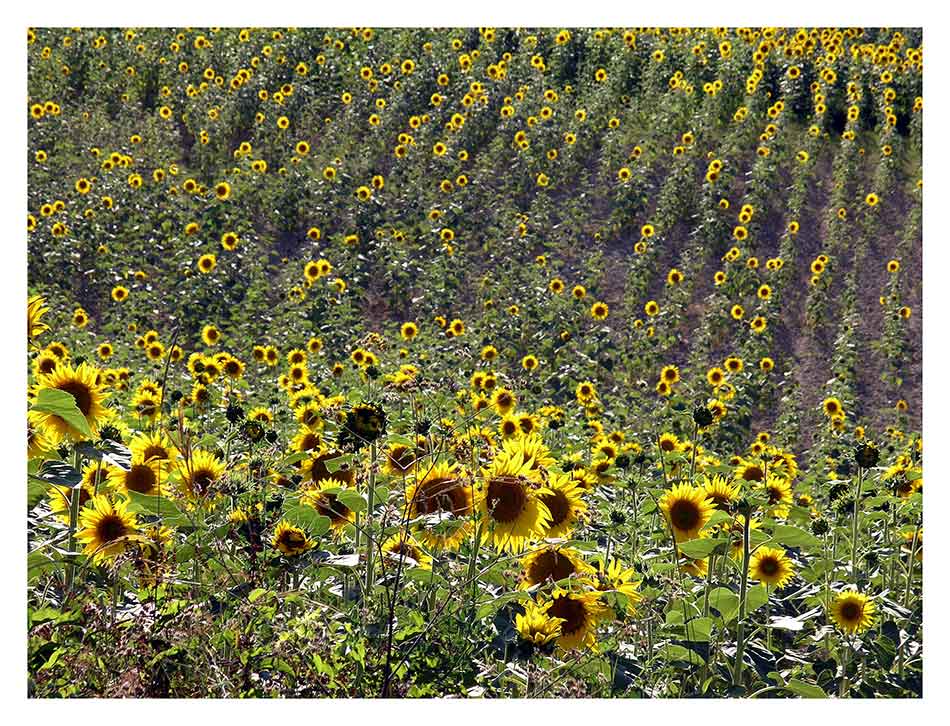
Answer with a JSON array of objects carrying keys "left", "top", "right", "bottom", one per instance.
[
  {"left": 829, "top": 590, "right": 876, "bottom": 634},
  {"left": 76, "top": 495, "right": 140, "bottom": 564},
  {"left": 546, "top": 587, "right": 608, "bottom": 650},
  {"left": 29, "top": 362, "right": 110, "bottom": 444},
  {"left": 272, "top": 520, "right": 313, "bottom": 556},
  {"left": 749, "top": 546, "right": 795, "bottom": 588},
  {"left": 479, "top": 452, "right": 552, "bottom": 553},
  {"left": 519, "top": 545, "right": 594, "bottom": 589},
  {"left": 658, "top": 483, "right": 715, "bottom": 542}
]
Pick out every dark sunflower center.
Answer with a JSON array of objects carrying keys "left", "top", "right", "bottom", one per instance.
[
  {"left": 548, "top": 595, "right": 585, "bottom": 635},
  {"left": 97, "top": 515, "right": 127, "bottom": 543},
  {"left": 316, "top": 493, "right": 350, "bottom": 522},
  {"left": 759, "top": 557, "right": 779, "bottom": 576},
  {"left": 527, "top": 550, "right": 576, "bottom": 584},
  {"left": 669, "top": 499, "right": 700, "bottom": 531},
  {"left": 486, "top": 477, "right": 527, "bottom": 523},
  {"left": 415, "top": 476, "right": 469, "bottom": 516},
  {"left": 540, "top": 491, "right": 570, "bottom": 527},
  {"left": 191, "top": 469, "right": 216, "bottom": 496},
  {"left": 299, "top": 433, "right": 320, "bottom": 452},
  {"left": 126, "top": 464, "right": 157, "bottom": 494},
  {"left": 58, "top": 380, "right": 93, "bottom": 416},
  {"left": 840, "top": 601, "right": 861, "bottom": 622},
  {"left": 660, "top": 439, "right": 676, "bottom": 452},
  {"left": 743, "top": 465, "right": 764, "bottom": 482},
  {"left": 281, "top": 531, "right": 306, "bottom": 548},
  {"left": 39, "top": 358, "right": 56, "bottom": 374},
  {"left": 767, "top": 486, "right": 783, "bottom": 504}
]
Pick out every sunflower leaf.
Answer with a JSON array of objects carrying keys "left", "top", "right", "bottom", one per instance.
[
  {"left": 785, "top": 679, "right": 827, "bottom": 698},
  {"left": 125, "top": 491, "right": 192, "bottom": 528},
  {"left": 677, "top": 537, "right": 728, "bottom": 558},
  {"left": 31, "top": 388, "right": 92, "bottom": 438},
  {"left": 770, "top": 524, "right": 821, "bottom": 551}
]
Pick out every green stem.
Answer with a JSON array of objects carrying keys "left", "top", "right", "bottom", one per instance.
[
  {"left": 732, "top": 511, "right": 752, "bottom": 687},
  {"left": 851, "top": 466, "right": 863, "bottom": 585}
]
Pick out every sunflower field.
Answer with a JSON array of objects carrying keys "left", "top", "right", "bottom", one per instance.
[{"left": 26, "top": 26, "right": 924, "bottom": 699}]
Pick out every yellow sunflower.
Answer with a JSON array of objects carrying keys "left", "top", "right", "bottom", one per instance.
[
  {"left": 301, "top": 478, "right": 357, "bottom": 535},
  {"left": 658, "top": 483, "right": 716, "bottom": 542},
  {"left": 176, "top": 449, "right": 226, "bottom": 502},
  {"left": 29, "top": 362, "right": 110, "bottom": 444},
  {"left": 702, "top": 474, "right": 740, "bottom": 511},
  {"left": 749, "top": 546, "right": 795, "bottom": 588},
  {"left": 405, "top": 462, "right": 473, "bottom": 550},
  {"left": 76, "top": 495, "right": 140, "bottom": 564},
  {"left": 545, "top": 587, "right": 609, "bottom": 651},
  {"left": 537, "top": 471, "right": 588, "bottom": 538},
  {"left": 593, "top": 558, "right": 642, "bottom": 614},
  {"left": 108, "top": 457, "right": 164, "bottom": 496},
  {"left": 272, "top": 520, "right": 313, "bottom": 556},
  {"left": 829, "top": 590, "right": 876, "bottom": 635},
  {"left": 479, "top": 453, "right": 552, "bottom": 553},
  {"left": 519, "top": 545, "right": 595, "bottom": 589},
  {"left": 381, "top": 533, "right": 432, "bottom": 571},
  {"left": 516, "top": 600, "right": 564, "bottom": 647}
]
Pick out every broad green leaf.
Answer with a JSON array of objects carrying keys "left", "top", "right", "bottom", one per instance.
[
  {"left": 771, "top": 524, "right": 821, "bottom": 551},
  {"left": 125, "top": 491, "right": 192, "bottom": 528},
  {"left": 708, "top": 587, "right": 740, "bottom": 622},
  {"left": 31, "top": 388, "right": 92, "bottom": 438},
  {"left": 336, "top": 489, "right": 366, "bottom": 513},
  {"left": 656, "top": 644, "right": 705, "bottom": 665},
  {"left": 678, "top": 537, "right": 728, "bottom": 559},
  {"left": 786, "top": 679, "right": 827, "bottom": 698},
  {"left": 283, "top": 504, "right": 331, "bottom": 537}
]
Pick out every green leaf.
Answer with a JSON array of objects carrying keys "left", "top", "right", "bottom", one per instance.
[
  {"left": 656, "top": 644, "right": 705, "bottom": 665},
  {"left": 770, "top": 524, "right": 821, "bottom": 551},
  {"left": 786, "top": 679, "right": 827, "bottom": 698},
  {"left": 677, "top": 537, "right": 727, "bottom": 559},
  {"left": 28, "top": 550, "right": 61, "bottom": 582},
  {"left": 31, "top": 388, "right": 92, "bottom": 438},
  {"left": 283, "top": 505, "right": 331, "bottom": 537},
  {"left": 125, "top": 491, "right": 192, "bottom": 528},
  {"left": 28, "top": 477, "right": 49, "bottom": 509},
  {"left": 336, "top": 489, "right": 366, "bottom": 513},
  {"left": 708, "top": 587, "right": 740, "bottom": 622}
]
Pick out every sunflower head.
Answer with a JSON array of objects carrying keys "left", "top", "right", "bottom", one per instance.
[
  {"left": 545, "top": 587, "right": 609, "bottom": 651},
  {"left": 272, "top": 520, "right": 313, "bottom": 556},
  {"left": 479, "top": 452, "right": 551, "bottom": 553},
  {"left": 830, "top": 590, "right": 876, "bottom": 634},
  {"left": 749, "top": 546, "right": 795, "bottom": 588},
  {"left": 76, "top": 495, "right": 140, "bottom": 564},
  {"left": 658, "top": 483, "right": 715, "bottom": 542}
]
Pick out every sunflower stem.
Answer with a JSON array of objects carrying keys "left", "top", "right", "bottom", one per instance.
[
  {"left": 850, "top": 466, "right": 863, "bottom": 585},
  {"left": 732, "top": 508, "right": 752, "bottom": 687},
  {"left": 64, "top": 446, "right": 83, "bottom": 598},
  {"left": 363, "top": 442, "right": 377, "bottom": 611}
]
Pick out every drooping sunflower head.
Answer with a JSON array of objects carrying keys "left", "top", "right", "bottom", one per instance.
[
  {"left": 830, "top": 590, "right": 876, "bottom": 634},
  {"left": 519, "top": 545, "right": 594, "bottom": 590},
  {"left": 76, "top": 495, "right": 139, "bottom": 564},
  {"left": 658, "top": 483, "right": 715, "bottom": 542},
  {"left": 594, "top": 558, "right": 643, "bottom": 614},
  {"left": 502, "top": 432, "right": 556, "bottom": 473},
  {"left": 479, "top": 452, "right": 551, "bottom": 553},
  {"left": 749, "top": 546, "right": 795, "bottom": 588}
]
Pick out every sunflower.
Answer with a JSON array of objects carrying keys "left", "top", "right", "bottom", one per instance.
[
  {"left": 537, "top": 472, "right": 588, "bottom": 538},
  {"left": 301, "top": 478, "right": 356, "bottom": 534},
  {"left": 177, "top": 449, "right": 226, "bottom": 501},
  {"left": 503, "top": 433, "right": 556, "bottom": 473},
  {"left": 27, "top": 295, "right": 50, "bottom": 342},
  {"left": 658, "top": 483, "right": 715, "bottom": 542},
  {"left": 702, "top": 475, "right": 740, "bottom": 510},
  {"left": 76, "top": 495, "right": 140, "bottom": 564},
  {"left": 545, "top": 587, "right": 608, "bottom": 650},
  {"left": 479, "top": 452, "right": 552, "bottom": 553},
  {"left": 129, "top": 430, "right": 178, "bottom": 464},
  {"left": 829, "top": 590, "right": 876, "bottom": 635},
  {"left": 822, "top": 397, "right": 843, "bottom": 418},
  {"left": 272, "top": 520, "right": 313, "bottom": 556},
  {"left": 760, "top": 475, "right": 793, "bottom": 519},
  {"left": 30, "top": 362, "right": 110, "bottom": 444},
  {"left": 515, "top": 600, "right": 564, "bottom": 647},
  {"left": 405, "top": 462, "right": 473, "bottom": 549},
  {"left": 491, "top": 388, "right": 517, "bottom": 416},
  {"left": 519, "top": 545, "right": 594, "bottom": 589},
  {"left": 736, "top": 460, "right": 766, "bottom": 483},
  {"left": 48, "top": 474, "right": 99, "bottom": 523},
  {"left": 380, "top": 534, "right": 432, "bottom": 571},
  {"left": 749, "top": 546, "right": 795, "bottom": 588},
  {"left": 593, "top": 558, "right": 642, "bottom": 614},
  {"left": 590, "top": 301, "right": 609, "bottom": 320},
  {"left": 301, "top": 447, "right": 354, "bottom": 486},
  {"left": 108, "top": 457, "right": 163, "bottom": 496}
]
